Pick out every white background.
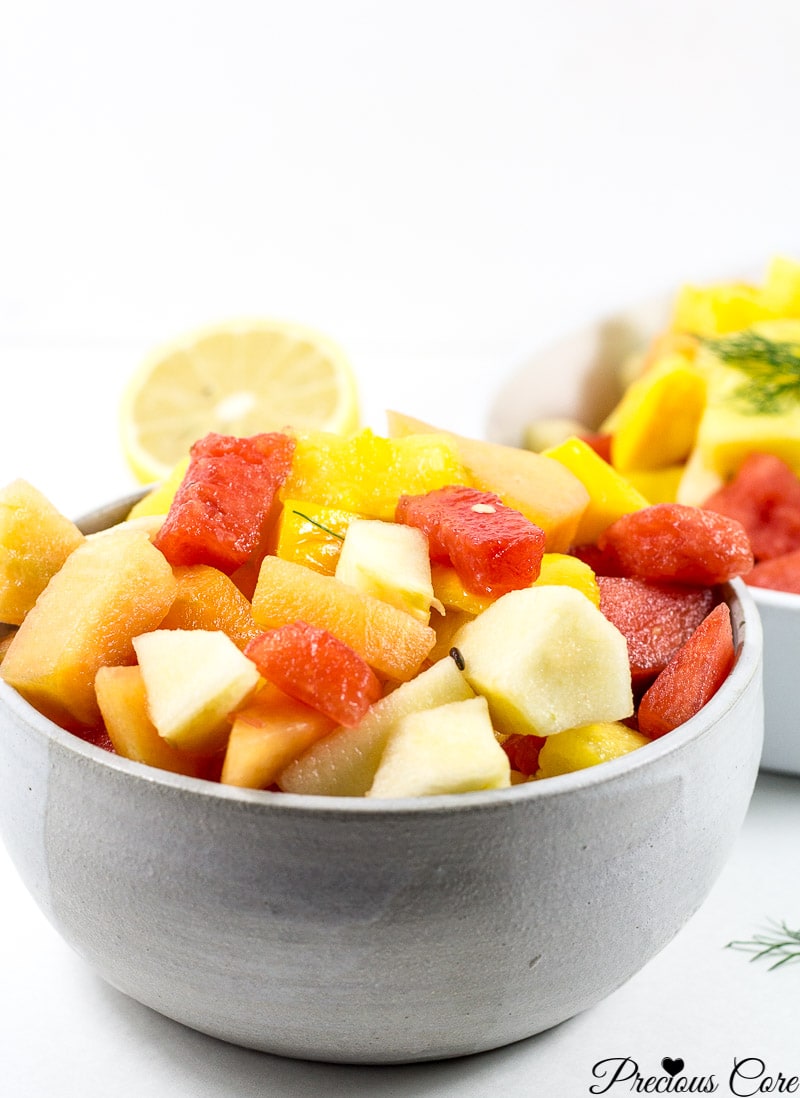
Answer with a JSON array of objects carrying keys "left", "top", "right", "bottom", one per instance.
[{"left": 2, "top": 2, "right": 800, "bottom": 1094}]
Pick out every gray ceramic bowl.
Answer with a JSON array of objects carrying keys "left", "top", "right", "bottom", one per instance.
[{"left": 0, "top": 497, "right": 764, "bottom": 1064}]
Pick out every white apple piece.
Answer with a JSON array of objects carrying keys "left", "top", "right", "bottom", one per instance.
[
  {"left": 334, "top": 518, "right": 443, "bottom": 623},
  {"left": 367, "top": 695, "right": 511, "bottom": 798},
  {"left": 278, "top": 655, "right": 474, "bottom": 796},
  {"left": 133, "top": 629, "right": 261, "bottom": 753},
  {"left": 453, "top": 584, "right": 633, "bottom": 737}
]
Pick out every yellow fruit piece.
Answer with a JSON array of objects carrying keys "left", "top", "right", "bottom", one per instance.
[
  {"left": 273, "top": 499, "right": 362, "bottom": 575},
  {"left": 0, "top": 527, "right": 177, "bottom": 730},
  {"left": 221, "top": 682, "right": 336, "bottom": 789},
  {"left": 760, "top": 255, "right": 800, "bottom": 317},
  {"left": 252, "top": 555, "right": 436, "bottom": 682},
  {"left": 281, "top": 428, "right": 469, "bottom": 520},
  {"left": 127, "top": 456, "right": 191, "bottom": 518},
  {"left": 95, "top": 664, "right": 207, "bottom": 777},
  {"left": 607, "top": 355, "right": 707, "bottom": 472},
  {"left": 672, "top": 281, "right": 773, "bottom": 336},
  {"left": 386, "top": 411, "right": 590, "bottom": 553},
  {"left": 624, "top": 464, "right": 685, "bottom": 504},
  {"left": 0, "top": 479, "right": 85, "bottom": 626},
  {"left": 532, "top": 553, "right": 600, "bottom": 606},
  {"left": 542, "top": 437, "right": 649, "bottom": 545},
  {"left": 431, "top": 563, "right": 492, "bottom": 615},
  {"left": 536, "top": 721, "right": 650, "bottom": 778},
  {"left": 120, "top": 318, "right": 360, "bottom": 484}
]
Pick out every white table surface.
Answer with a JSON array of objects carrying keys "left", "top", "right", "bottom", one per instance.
[{"left": 3, "top": 2, "right": 800, "bottom": 1093}]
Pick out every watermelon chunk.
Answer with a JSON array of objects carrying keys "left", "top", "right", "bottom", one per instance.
[
  {"left": 395, "top": 485, "right": 546, "bottom": 598},
  {"left": 245, "top": 621, "right": 383, "bottom": 728},
  {"left": 154, "top": 432, "right": 295, "bottom": 574},
  {"left": 597, "top": 503, "right": 753, "bottom": 585},
  {"left": 637, "top": 602, "right": 735, "bottom": 738},
  {"left": 703, "top": 451, "right": 800, "bottom": 561},
  {"left": 746, "top": 549, "right": 800, "bottom": 594},
  {"left": 502, "top": 733, "right": 546, "bottom": 777},
  {"left": 598, "top": 576, "right": 715, "bottom": 691}
]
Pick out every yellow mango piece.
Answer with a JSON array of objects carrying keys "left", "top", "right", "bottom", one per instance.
[
  {"left": 760, "top": 255, "right": 800, "bottom": 317},
  {"left": 624, "top": 464, "right": 685, "bottom": 504},
  {"left": 127, "top": 455, "right": 191, "bottom": 520},
  {"left": 386, "top": 411, "right": 590, "bottom": 553},
  {"left": 431, "top": 563, "right": 492, "bottom": 615},
  {"left": 95, "top": 664, "right": 207, "bottom": 777},
  {"left": 672, "top": 281, "right": 773, "bottom": 336},
  {"left": 252, "top": 555, "right": 435, "bottom": 682},
  {"left": 542, "top": 437, "right": 649, "bottom": 545},
  {"left": 607, "top": 355, "right": 707, "bottom": 472},
  {"left": 273, "top": 499, "right": 362, "bottom": 575},
  {"left": 1, "top": 527, "right": 177, "bottom": 730},
  {"left": 280, "top": 428, "right": 469, "bottom": 520},
  {"left": 536, "top": 721, "right": 650, "bottom": 778},
  {"left": 0, "top": 479, "right": 85, "bottom": 626},
  {"left": 532, "top": 553, "right": 600, "bottom": 606}
]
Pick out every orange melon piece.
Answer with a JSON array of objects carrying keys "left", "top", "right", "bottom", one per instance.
[
  {"left": 0, "top": 479, "right": 85, "bottom": 625},
  {"left": 0, "top": 526, "right": 177, "bottom": 730},
  {"left": 252, "top": 556, "right": 435, "bottom": 682},
  {"left": 159, "top": 564, "right": 261, "bottom": 650},
  {"left": 95, "top": 664, "right": 206, "bottom": 777},
  {"left": 221, "top": 682, "right": 336, "bottom": 788},
  {"left": 385, "top": 411, "right": 589, "bottom": 552}
]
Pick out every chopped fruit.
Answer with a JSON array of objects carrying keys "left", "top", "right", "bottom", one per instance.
[
  {"left": 95, "top": 664, "right": 207, "bottom": 777},
  {"left": 542, "top": 436, "right": 649, "bottom": 545},
  {"left": 0, "top": 527, "right": 176, "bottom": 731},
  {"left": 133, "top": 629, "right": 261, "bottom": 753},
  {"left": 367, "top": 695, "right": 511, "bottom": 798},
  {"left": 624, "top": 465, "right": 684, "bottom": 505},
  {"left": 396, "top": 485, "right": 546, "bottom": 599},
  {"left": 154, "top": 431, "right": 295, "bottom": 573},
  {"left": 502, "top": 733, "right": 547, "bottom": 777},
  {"left": 0, "top": 479, "right": 84, "bottom": 625},
  {"left": 252, "top": 555, "right": 436, "bottom": 682},
  {"left": 386, "top": 410, "right": 590, "bottom": 552},
  {"left": 453, "top": 585, "right": 633, "bottom": 738},
  {"left": 597, "top": 503, "right": 754, "bottom": 585},
  {"left": 280, "top": 428, "right": 469, "bottom": 520},
  {"left": 426, "top": 607, "right": 475, "bottom": 664},
  {"left": 702, "top": 451, "right": 800, "bottom": 561},
  {"left": 245, "top": 622, "right": 382, "bottom": 728},
  {"left": 672, "top": 281, "right": 773, "bottom": 336},
  {"left": 746, "top": 549, "right": 800, "bottom": 593},
  {"left": 431, "top": 563, "right": 493, "bottom": 615},
  {"left": 637, "top": 602, "right": 735, "bottom": 739},
  {"left": 278, "top": 657, "right": 474, "bottom": 796},
  {"left": 221, "top": 682, "right": 336, "bottom": 789},
  {"left": 536, "top": 721, "right": 651, "bottom": 778},
  {"left": 533, "top": 552, "right": 600, "bottom": 606},
  {"left": 273, "top": 499, "right": 361, "bottom": 575},
  {"left": 159, "top": 564, "right": 262, "bottom": 650},
  {"left": 334, "top": 519, "right": 442, "bottom": 622},
  {"left": 597, "top": 576, "right": 716, "bottom": 691}
]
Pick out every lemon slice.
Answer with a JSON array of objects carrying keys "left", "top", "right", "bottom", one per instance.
[{"left": 120, "top": 318, "right": 360, "bottom": 484}]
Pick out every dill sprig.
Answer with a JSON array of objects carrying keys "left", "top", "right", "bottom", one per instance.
[
  {"left": 702, "top": 331, "right": 800, "bottom": 415},
  {"left": 726, "top": 919, "right": 800, "bottom": 970},
  {"left": 291, "top": 510, "right": 344, "bottom": 540}
]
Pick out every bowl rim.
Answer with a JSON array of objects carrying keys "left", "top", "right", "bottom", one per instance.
[{"left": 0, "top": 519, "right": 763, "bottom": 816}]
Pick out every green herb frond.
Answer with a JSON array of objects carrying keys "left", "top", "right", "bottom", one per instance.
[
  {"left": 291, "top": 510, "right": 344, "bottom": 540},
  {"left": 702, "top": 331, "right": 800, "bottom": 415},
  {"left": 726, "top": 919, "right": 800, "bottom": 970}
]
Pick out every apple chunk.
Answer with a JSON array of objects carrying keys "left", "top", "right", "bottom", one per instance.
[
  {"left": 133, "top": 629, "right": 260, "bottom": 753},
  {"left": 367, "top": 695, "right": 511, "bottom": 798},
  {"left": 453, "top": 585, "right": 633, "bottom": 737}
]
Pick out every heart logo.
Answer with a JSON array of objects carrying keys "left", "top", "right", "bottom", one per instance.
[{"left": 662, "top": 1058, "right": 685, "bottom": 1078}]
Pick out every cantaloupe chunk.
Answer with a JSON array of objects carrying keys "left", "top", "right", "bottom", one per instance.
[
  {"left": 159, "top": 564, "right": 261, "bottom": 650},
  {"left": 1, "top": 527, "right": 177, "bottom": 730},
  {"left": 0, "top": 479, "right": 85, "bottom": 625},
  {"left": 386, "top": 411, "right": 590, "bottom": 553},
  {"left": 251, "top": 556, "right": 435, "bottom": 682}
]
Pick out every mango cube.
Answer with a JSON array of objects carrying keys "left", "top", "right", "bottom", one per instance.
[{"left": 536, "top": 721, "right": 650, "bottom": 778}]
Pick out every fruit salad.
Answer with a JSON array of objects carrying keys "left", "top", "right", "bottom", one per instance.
[
  {"left": 0, "top": 419, "right": 753, "bottom": 797},
  {"left": 525, "top": 255, "right": 800, "bottom": 596}
]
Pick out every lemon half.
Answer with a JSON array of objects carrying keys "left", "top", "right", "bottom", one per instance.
[{"left": 121, "top": 318, "right": 360, "bottom": 484}]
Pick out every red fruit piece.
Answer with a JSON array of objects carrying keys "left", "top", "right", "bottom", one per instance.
[
  {"left": 637, "top": 602, "right": 735, "bottom": 739},
  {"left": 703, "top": 451, "right": 800, "bottom": 561},
  {"left": 597, "top": 503, "right": 753, "bottom": 585},
  {"left": 598, "top": 576, "right": 715, "bottom": 691},
  {"left": 502, "top": 733, "right": 547, "bottom": 777},
  {"left": 154, "top": 432, "right": 295, "bottom": 574},
  {"left": 245, "top": 621, "right": 382, "bottom": 728},
  {"left": 395, "top": 485, "right": 546, "bottom": 598},
  {"left": 746, "top": 549, "right": 800, "bottom": 595},
  {"left": 570, "top": 543, "right": 624, "bottom": 576},
  {"left": 577, "top": 432, "right": 613, "bottom": 464}
]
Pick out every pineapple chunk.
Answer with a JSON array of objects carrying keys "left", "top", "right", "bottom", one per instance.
[
  {"left": 367, "top": 695, "right": 510, "bottom": 798},
  {"left": 335, "top": 519, "right": 442, "bottom": 622},
  {"left": 536, "top": 721, "right": 650, "bottom": 778}
]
